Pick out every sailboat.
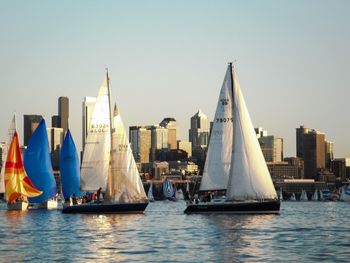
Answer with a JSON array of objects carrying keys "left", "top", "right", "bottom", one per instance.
[
  {"left": 163, "top": 178, "right": 176, "bottom": 201},
  {"left": 62, "top": 71, "right": 148, "bottom": 213},
  {"left": 289, "top": 193, "right": 296, "bottom": 201},
  {"left": 24, "top": 119, "right": 58, "bottom": 209},
  {"left": 147, "top": 182, "right": 155, "bottom": 202},
  {"left": 60, "top": 129, "right": 82, "bottom": 206},
  {"left": 0, "top": 115, "right": 16, "bottom": 200},
  {"left": 300, "top": 189, "right": 308, "bottom": 201},
  {"left": 5, "top": 132, "right": 42, "bottom": 210},
  {"left": 339, "top": 185, "right": 350, "bottom": 202},
  {"left": 184, "top": 63, "right": 280, "bottom": 214},
  {"left": 311, "top": 189, "right": 318, "bottom": 201}
]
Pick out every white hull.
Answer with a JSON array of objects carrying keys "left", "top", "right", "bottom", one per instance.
[
  {"left": 7, "top": 202, "right": 28, "bottom": 211},
  {"left": 30, "top": 200, "right": 58, "bottom": 210}
]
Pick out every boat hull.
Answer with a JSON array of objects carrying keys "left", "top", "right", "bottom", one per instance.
[
  {"left": 62, "top": 202, "right": 148, "bottom": 214},
  {"left": 7, "top": 202, "right": 29, "bottom": 211},
  {"left": 29, "top": 200, "right": 58, "bottom": 210},
  {"left": 184, "top": 200, "right": 280, "bottom": 214}
]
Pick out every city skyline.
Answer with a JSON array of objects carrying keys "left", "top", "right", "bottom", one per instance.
[{"left": 0, "top": 1, "right": 349, "bottom": 158}]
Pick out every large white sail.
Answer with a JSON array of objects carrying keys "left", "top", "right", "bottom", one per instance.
[
  {"left": 226, "top": 68, "right": 277, "bottom": 200},
  {"left": 0, "top": 114, "right": 16, "bottom": 194},
  {"left": 80, "top": 75, "right": 111, "bottom": 192},
  {"left": 106, "top": 104, "right": 147, "bottom": 203},
  {"left": 200, "top": 67, "right": 233, "bottom": 191}
]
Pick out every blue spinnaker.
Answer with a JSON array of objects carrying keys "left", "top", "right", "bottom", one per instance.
[
  {"left": 24, "top": 119, "right": 57, "bottom": 203},
  {"left": 60, "top": 129, "right": 82, "bottom": 199}
]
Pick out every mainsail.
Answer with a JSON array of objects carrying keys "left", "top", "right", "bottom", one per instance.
[
  {"left": 24, "top": 119, "right": 58, "bottom": 203},
  {"left": 60, "top": 129, "right": 82, "bottom": 199},
  {"left": 80, "top": 75, "right": 111, "bottom": 192},
  {"left": 200, "top": 67, "right": 233, "bottom": 191},
  {"left": 5, "top": 132, "right": 42, "bottom": 203},
  {"left": 226, "top": 66, "right": 277, "bottom": 201},
  {"left": 106, "top": 104, "right": 147, "bottom": 203},
  {"left": 0, "top": 115, "right": 16, "bottom": 194}
]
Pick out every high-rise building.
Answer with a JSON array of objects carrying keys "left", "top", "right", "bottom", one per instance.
[
  {"left": 177, "top": 140, "right": 192, "bottom": 158},
  {"left": 58, "top": 96, "right": 69, "bottom": 134},
  {"left": 296, "top": 125, "right": 309, "bottom": 158},
  {"left": 255, "top": 127, "right": 268, "bottom": 139},
  {"left": 129, "top": 126, "right": 151, "bottom": 163},
  {"left": 47, "top": 127, "right": 64, "bottom": 170},
  {"left": 296, "top": 126, "right": 325, "bottom": 180},
  {"left": 255, "top": 128, "right": 283, "bottom": 162},
  {"left": 189, "top": 109, "right": 210, "bottom": 150},
  {"left": 82, "top": 97, "right": 96, "bottom": 150},
  {"left": 150, "top": 125, "right": 168, "bottom": 161},
  {"left": 325, "top": 140, "right": 334, "bottom": 169},
  {"left": 23, "top": 115, "right": 43, "bottom": 146},
  {"left": 160, "top": 117, "right": 178, "bottom": 150},
  {"left": 52, "top": 115, "right": 60, "bottom": 128}
]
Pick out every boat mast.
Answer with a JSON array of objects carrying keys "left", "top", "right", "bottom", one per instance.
[
  {"left": 226, "top": 62, "right": 236, "bottom": 199},
  {"left": 106, "top": 68, "right": 114, "bottom": 200}
]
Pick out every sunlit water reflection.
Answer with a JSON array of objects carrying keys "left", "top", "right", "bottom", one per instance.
[{"left": 0, "top": 201, "right": 349, "bottom": 262}]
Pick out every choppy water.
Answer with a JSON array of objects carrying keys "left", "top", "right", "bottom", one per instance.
[{"left": 0, "top": 201, "right": 349, "bottom": 262}]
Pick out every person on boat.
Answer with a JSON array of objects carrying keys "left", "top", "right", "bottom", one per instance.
[
  {"left": 72, "top": 194, "right": 78, "bottom": 205},
  {"left": 96, "top": 187, "right": 102, "bottom": 202}
]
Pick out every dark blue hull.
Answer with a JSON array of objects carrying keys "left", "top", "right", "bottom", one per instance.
[
  {"left": 62, "top": 202, "right": 148, "bottom": 214},
  {"left": 184, "top": 200, "right": 280, "bottom": 214}
]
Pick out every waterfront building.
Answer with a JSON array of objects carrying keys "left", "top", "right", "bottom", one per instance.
[
  {"left": 129, "top": 126, "right": 151, "bottom": 163},
  {"left": 160, "top": 117, "right": 178, "bottom": 150},
  {"left": 177, "top": 140, "right": 192, "bottom": 158},
  {"left": 330, "top": 158, "right": 350, "bottom": 180},
  {"left": 189, "top": 109, "right": 210, "bottom": 151},
  {"left": 267, "top": 157, "right": 304, "bottom": 182},
  {"left": 168, "top": 161, "right": 198, "bottom": 175},
  {"left": 296, "top": 126, "right": 325, "bottom": 180},
  {"left": 23, "top": 115, "right": 43, "bottom": 146},
  {"left": 82, "top": 96, "right": 96, "bottom": 150},
  {"left": 58, "top": 96, "right": 69, "bottom": 134}
]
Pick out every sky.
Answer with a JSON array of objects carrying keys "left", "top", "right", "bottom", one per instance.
[{"left": 0, "top": 0, "right": 349, "bottom": 157}]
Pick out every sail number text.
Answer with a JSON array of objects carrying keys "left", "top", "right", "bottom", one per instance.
[
  {"left": 90, "top": 124, "right": 109, "bottom": 133},
  {"left": 216, "top": 117, "right": 233, "bottom": 123}
]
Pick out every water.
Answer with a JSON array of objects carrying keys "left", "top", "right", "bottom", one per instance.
[{"left": 0, "top": 201, "right": 349, "bottom": 262}]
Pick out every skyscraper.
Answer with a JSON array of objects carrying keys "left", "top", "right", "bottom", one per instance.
[
  {"left": 160, "top": 117, "right": 178, "bottom": 150},
  {"left": 23, "top": 115, "right": 43, "bottom": 146},
  {"left": 129, "top": 126, "right": 152, "bottom": 163},
  {"left": 177, "top": 140, "right": 192, "bottom": 158},
  {"left": 47, "top": 127, "right": 64, "bottom": 170},
  {"left": 82, "top": 97, "right": 96, "bottom": 150},
  {"left": 58, "top": 96, "right": 69, "bottom": 134},
  {"left": 325, "top": 140, "right": 334, "bottom": 169},
  {"left": 296, "top": 126, "right": 325, "bottom": 180},
  {"left": 258, "top": 135, "right": 284, "bottom": 163},
  {"left": 189, "top": 109, "right": 210, "bottom": 150},
  {"left": 150, "top": 125, "right": 168, "bottom": 161}
]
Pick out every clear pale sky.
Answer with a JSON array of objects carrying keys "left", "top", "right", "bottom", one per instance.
[{"left": 0, "top": 0, "right": 349, "bottom": 157}]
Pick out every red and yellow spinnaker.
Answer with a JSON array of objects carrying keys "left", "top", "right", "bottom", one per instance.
[{"left": 5, "top": 132, "right": 42, "bottom": 203}]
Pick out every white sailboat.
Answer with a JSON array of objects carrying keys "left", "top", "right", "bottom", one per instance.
[
  {"left": 62, "top": 71, "right": 148, "bottom": 213},
  {"left": 339, "top": 185, "right": 350, "bottom": 202},
  {"left": 185, "top": 63, "right": 280, "bottom": 214},
  {"left": 147, "top": 182, "right": 155, "bottom": 202},
  {"left": 300, "top": 190, "right": 308, "bottom": 201},
  {"left": 311, "top": 189, "right": 318, "bottom": 201},
  {"left": 289, "top": 193, "right": 296, "bottom": 201}
]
